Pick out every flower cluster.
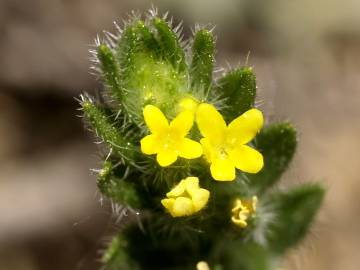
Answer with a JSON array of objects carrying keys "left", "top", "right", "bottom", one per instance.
[
  {"left": 141, "top": 101, "right": 263, "bottom": 225},
  {"left": 81, "top": 11, "right": 325, "bottom": 269},
  {"left": 141, "top": 103, "right": 264, "bottom": 180}
]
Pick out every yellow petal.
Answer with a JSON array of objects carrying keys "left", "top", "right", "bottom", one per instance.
[
  {"left": 170, "top": 110, "right": 194, "bottom": 138},
  {"left": 229, "top": 145, "right": 264, "bottom": 173},
  {"left": 178, "top": 138, "right": 203, "bottom": 159},
  {"left": 231, "top": 216, "right": 248, "bottom": 228},
  {"left": 196, "top": 103, "right": 227, "bottom": 145},
  {"left": 156, "top": 149, "right": 178, "bottom": 167},
  {"left": 239, "top": 209, "right": 250, "bottom": 220},
  {"left": 184, "top": 177, "right": 200, "bottom": 194},
  {"left": 161, "top": 198, "right": 175, "bottom": 211},
  {"left": 191, "top": 188, "right": 210, "bottom": 212},
  {"left": 166, "top": 179, "right": 186, "bottom": 197},
  {"left": 140, "top": 134, "right": 159, "bottom": 155},
  {"left": 143, "top": 105, "right": 169, "bottom": 134},
  {"left": 200, "top": 138, "right": 215, "bottom": 163},
  {"left": 210, "top": 158, "right": 236, "bottom": 181},
  {"left": 227, "top": 108, "right": 263, "bottom": 146},
  {"left": 231, "top": 199, "right": 244, "bottom": 213},
  {"left": 171, "top": 197, "right": 194, "bottom": 217}
]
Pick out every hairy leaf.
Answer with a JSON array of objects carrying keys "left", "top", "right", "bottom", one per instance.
[
  {"left": 190, "top": 29, "right": 215, "bottom": 97},
  {"left": 81, "top": 97, "right": 136, "bottom": 162},
  {"left": 216, "top": 67, "right": 256, "bottom": 122},
  {"left": 152, "top": 17, "right": 187, "bottom": 72},
  {"left": 249, "top": 122, "right": 297, "bottom": 194},
  {"left": 266, "top": 184, "right": 325, "bottom": 254}
]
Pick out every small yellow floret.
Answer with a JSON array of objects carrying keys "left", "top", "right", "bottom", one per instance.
[
  {"left": 140, "top": 105, "right": 203, "bottom": 167},
  {"left": 161, "top": 177, "right": 210, "bottom": 217},
  {"left": 196, "top": 103, "right": 264, "bottom": 181},
  {"left": 196, "top": 261, "right": 210, "bottom": 270},
  {"left": 231, "top": 196, "right": 258, "bottom": 228}
]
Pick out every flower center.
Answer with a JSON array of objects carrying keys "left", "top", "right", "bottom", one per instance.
[
  {"left": 217, "top": 146, "right": 229, "bottom": 160},
  {"left": 162, "top": 133, "right": 180, "bottom": 150},
  {"left": 163, "top": 134, "right": 173, "bottom": 149}
]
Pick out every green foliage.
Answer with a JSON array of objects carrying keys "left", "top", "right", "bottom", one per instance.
[
  {"left": 80, "top": 96, "right": 136, "bottom": 163},
  {"left": 80, "top": 9, "right": 325, "bottom": 270},
  {"left": 97, "top": 160, "right": 142, "bottom": 209},
  {"left": 122, "top": 217, "right": 210, "bottom": 270},
  {"left": 265, "top": 184, "right": 325, "bottom": 254},
  {"left": 215, "top": 67, "right": 256, "bottom": 122},
  {"left": 190, "top": 29, "right": 215, "bottom": 96},
  {"left": 102, "top": 234, "right": 139, "bottom": 270},
  {"left": 215, "top": 241, "right": 272, "bottom": 270},
  {"left": 249, "top": 122, "right": 297, "bottom": 194},
  {"left": 152, "top": 17, "right": 187, "bottom": 72},
  {"left": 97, "top": 44, "right": 121, "bottom": 99}
]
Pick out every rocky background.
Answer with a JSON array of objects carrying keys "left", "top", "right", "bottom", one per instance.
[{"left": 1, "top": 0, "right": 359, "bottom": 269}]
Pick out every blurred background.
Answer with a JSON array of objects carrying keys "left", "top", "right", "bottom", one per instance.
[{"left": 1, "top": 0, "right": 359, "bottom": 269}]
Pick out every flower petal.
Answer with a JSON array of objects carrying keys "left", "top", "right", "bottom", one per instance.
[
  {"left": 166, "top": 179, "right": 186, "bottom": 197},
  {"left": 227, "top": 108, "right": 263, "bottom": 145},
  {"left": 210, "top": 158, "right": 236, "bottom": 181},
  {"left": 161, "top": 198, "right": 175, "bottom": 211},
  {"left": 178, "top": 138, "right": 203, "bottom": 159},
  {"left": 140, "top": 134, "right": 159, "bottom": 155},
  {"left": 170, "top": 110, "right": 194, "bottom": 137},
  {"left": 200, "top": 138, "right": 215, "bottom": 163},
  {"left": 184, "top": 177, "right": 200, "bottom": 195},
  {"left": 171, "top": 197, "right": 194, "bottom": 217},
  {"left": 229, "top": 145, "right": 264, "bottom": 173},
  {"left": 143, "top": 105, "right": 169, "bottom": 134},
  {"left": 156, "top": 150, "right": 178, "bottom": 167},
  {"left": 231, "top": 216, "right": 248, "bottom": 228},
  {"left": 191, "top": 188, "right": 210, "bottom": 212},
  {"left": 196, "top": 103, "right": 227, "bottom": 145}
]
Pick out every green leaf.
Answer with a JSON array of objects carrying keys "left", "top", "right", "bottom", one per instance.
[
  {"left": 97, "top": 44, "right": 121, "bottom": 100},
  {"left": 102, "top": 234, "right": 140, "bottom": 270},
  {"left": 80, "top": 96, "right": 136, "bottom": 163},
  {"left": 115, "top": 20, "right": 159, "bottom": 100},
  {"left": 97, "top": 160, "right": 142, "bottom": 209},
  {"left": 114, "top": 19, "right": 188, "bottom": 125},
  {"left": 216, "top": 67, "right": 256, "bottom": 122},
  {"left": 249, "top": 122, "right": 297, "bottom": 194},
  {"left": 266, "top": 184, "right": 325, "bottom": 254},
  {"left": 152, "top": 17, "right": 187, "bottom": 72},
  {"left": 217, "top": 241, "right": 272, "bottom": 270},
  {"left": 137, "top": 22, "right": 161, "bottom": 55},
  {"left": 190, "top": 29, "right": 215, "bottom": 97},
  {"left": 115, "top": 22, "right": 139, "bottom": 103}
]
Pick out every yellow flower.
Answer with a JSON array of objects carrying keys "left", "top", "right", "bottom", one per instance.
[
  {"left": 140, "top": 105, "right": 203, "bottom": 167},
  {"left": 161, "top": 177, "right": 210, "bottom": 217},
  {"left": 196, "top": 103, "right": 264, "bottom": 181},
  {"left": 231, "top": 196, "right": 258, "bottom": 228}
]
